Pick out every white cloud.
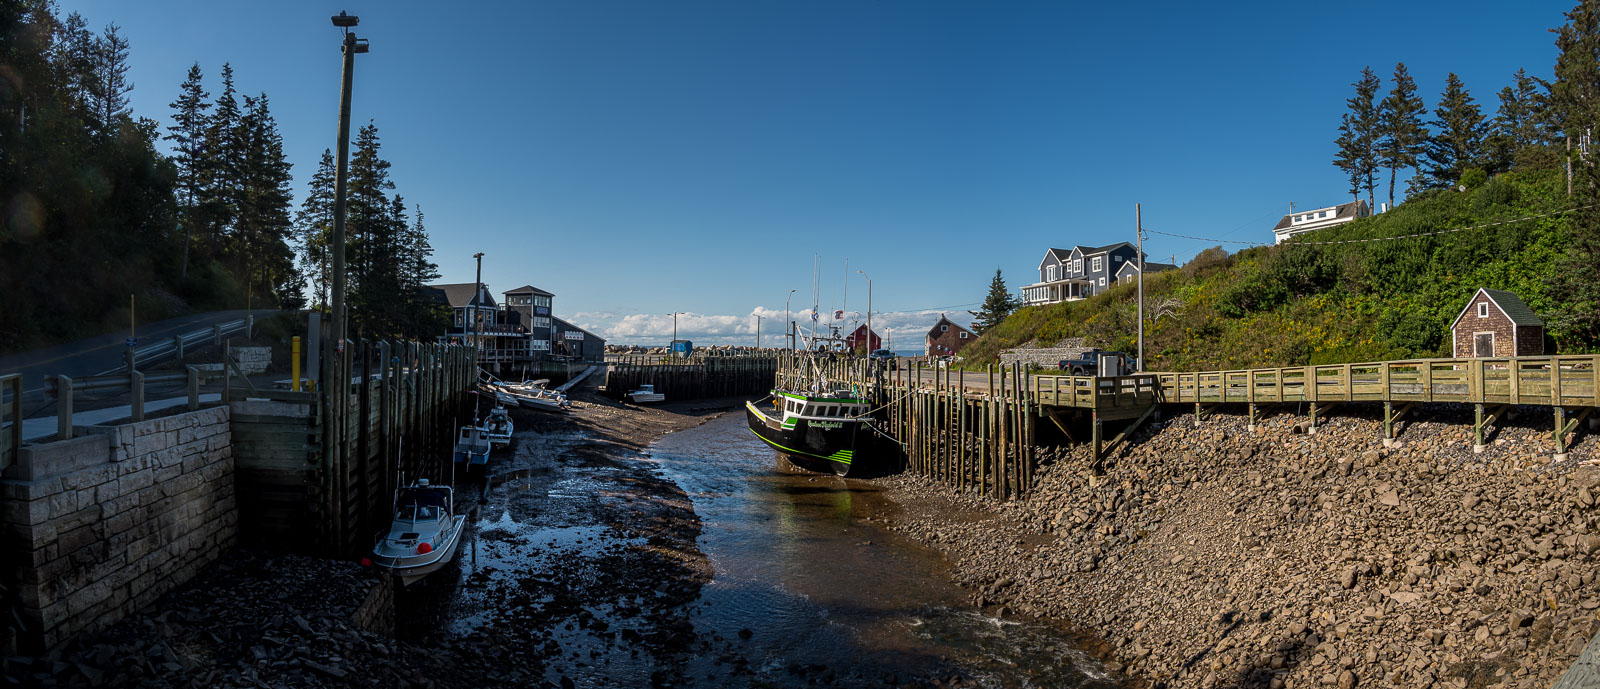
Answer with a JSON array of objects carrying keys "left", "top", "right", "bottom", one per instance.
[{"left": 580, "top": 305, "right": 975, "bottom": 351}]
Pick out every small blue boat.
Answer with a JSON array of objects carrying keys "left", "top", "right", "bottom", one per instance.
[{"left": 452, "top": 425, "right": 492, "bottom": 465}]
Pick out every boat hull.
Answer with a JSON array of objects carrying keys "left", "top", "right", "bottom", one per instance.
[
  {"left": 744, "top": 401, "right": 890, "bottom": 477},
  {"left": 371, "top": 515, "right": 467, "bottom": 587}
]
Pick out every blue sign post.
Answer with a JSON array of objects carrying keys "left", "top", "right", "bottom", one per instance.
[{"left": 125, "top": 337, "right": 138, "bottom": 348}]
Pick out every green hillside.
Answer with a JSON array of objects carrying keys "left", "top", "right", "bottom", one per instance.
[{"left": 964, "top": 167, "right": 1591, "bottom": 372}]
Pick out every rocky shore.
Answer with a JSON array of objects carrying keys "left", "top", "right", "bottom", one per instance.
[
  {"left": 4, "top": 389, "right": 729, "bottom": 689},
  {"left": 886, "top": 404, "right": 1600, "bottom": 689}
]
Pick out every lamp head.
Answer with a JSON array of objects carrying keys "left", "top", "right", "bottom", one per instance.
[{"left": 331, "top": 11, "right": 359, "bottom": 27}]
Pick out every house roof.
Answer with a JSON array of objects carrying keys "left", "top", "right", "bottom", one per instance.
[
  {"left": 503, "top": 284, "right": 554, "bottom": 297},
  {"left": 1272, "top": 200, "right": 1369, "bottom": 231},
  {"left": 552, "top": 316, "right": 603, "bottom": 342},
  {"left": 845, "top": 324, "right": 880, "bottom": 340},
  {"left": 1450, "top": 288, "right": 1544, "bottom": 332},
  {"left": 1073, "top": 242, "right": 1134, "bottom": 256},
  {"left": 926, "top": 314, "right": 972, "bottom": 339},
  {"left": 429, "top": 283, "right": 495, "bottom": 309},
  {"left": 1117, "top": 260, "right": 1177, "bottom": 276}
]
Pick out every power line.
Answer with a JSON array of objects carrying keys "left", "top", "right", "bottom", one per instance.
[{"left": 1142, "top": 228, "right": 1265, "bottom": 247}]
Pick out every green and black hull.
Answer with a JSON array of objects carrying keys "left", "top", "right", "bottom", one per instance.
[{"left": 745, "top": 401, "right": 890, "bottom": 477}]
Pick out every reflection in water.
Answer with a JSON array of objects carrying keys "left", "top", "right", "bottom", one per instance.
[{"left": 649, "top": 413, "right": 1122, "bottom": 688}]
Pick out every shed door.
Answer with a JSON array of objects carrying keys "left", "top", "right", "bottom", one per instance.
[{"left": 1474, "top": 333, "right": 1495, "bottom": 358}]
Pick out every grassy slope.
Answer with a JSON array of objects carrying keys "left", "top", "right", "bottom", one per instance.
[{"left": 963, "top": 167, "right": 1585, "bottom": 372}]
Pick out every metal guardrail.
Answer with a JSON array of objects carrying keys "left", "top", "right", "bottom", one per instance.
[{"left": 102, "top": 318, "right": 250, "bottom": 374}]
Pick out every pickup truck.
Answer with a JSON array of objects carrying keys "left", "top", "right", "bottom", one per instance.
[{"left": 1058, "top": 350, "right": 1129, "bottom": 375}]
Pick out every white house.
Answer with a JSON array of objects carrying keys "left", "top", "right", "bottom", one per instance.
[{"left": 1271, "top": 200, "right": 1371, "bottom": 244}]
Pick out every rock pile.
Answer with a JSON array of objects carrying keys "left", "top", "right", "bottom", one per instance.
[{"left": 886, "top": 404, "right": 1600, "bottom": 688}]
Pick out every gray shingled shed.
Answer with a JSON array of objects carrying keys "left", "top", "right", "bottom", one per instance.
[{"left": 1450, "top": 288, "right": 1545, "bottom": 358}]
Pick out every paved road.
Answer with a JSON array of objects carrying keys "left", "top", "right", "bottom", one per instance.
[{"left": 0, "top": 309, "right": 278, "bottom": 397}]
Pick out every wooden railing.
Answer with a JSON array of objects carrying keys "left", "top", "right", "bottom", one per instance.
[
  {"left": 1032, "top": 374, "right": 1163, "bottom": 412},
  {"left": 1151, "top": 355, "right": 1600, "bottom": 408}
]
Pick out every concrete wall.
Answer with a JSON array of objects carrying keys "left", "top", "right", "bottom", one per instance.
[
  {"left": 194, "top": 346, "right": 272, "bottom": 376},
  {"left": 0, "top": 407, "right": 236, "bottom": 651}
]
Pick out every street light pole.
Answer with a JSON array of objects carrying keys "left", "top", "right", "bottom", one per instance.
[
  {"left": 857, "top": 270, "right": 871, "bottom": 354},
  {"left": 785, "top": 289, "right": 797, "bottom": 351},
  {"left": 1136, "top": 203, "right": 1144, "bottom": 373},
  {"left": 754, "top": 314, "right": 762, "bottom": 349},
  {"left": 472, "top": 251, "right": 484, "bottom": 359}
]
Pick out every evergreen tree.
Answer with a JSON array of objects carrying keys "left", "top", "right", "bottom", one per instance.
[
  {"left": 1487, "top": 69, "right": 1552, "bottom": 171},
  {"left": 1333, "top": 67, "right": 1381, "bottom": 207},
  {"left": 1551, "top": 0, "right": 1600, "bottom": 344},
  {"left": 234, "top": 93, "right": 297, "bottom": 309},
  {"left": 165, "top": 62, "right": 208, "bottom": 280},
  {"left": 968, "top": 269, "right": 1018, "bottom": 335},
  {"left": 90, "top": 22, "right": 131, "bottom": 135},
  {"left": 201, "top": 62, "right": 241, "bottom": 257},
  {"left": 403, "top": 204, "right": 439, "bottom": 289},
  {"left": 1420, "top": 73, "right": 1487, "bottom": 188},
  {"left": 51, "top": 12, "right": 98, "bottom": 122},
  {"left": 1378, "top": 62, "right": 1428, "bottom": 208},
  {"left": 295, "top": 149, "right": 336, "bottom": 308},
  {"left": 347, "top": 122, "right": 399, "bottom": 335}
]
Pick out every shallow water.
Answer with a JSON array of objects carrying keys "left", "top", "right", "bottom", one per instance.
[{"left": 648, "top": 412, "right": 1122, "bottom": 688}]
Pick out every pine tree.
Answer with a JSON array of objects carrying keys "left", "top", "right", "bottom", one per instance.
[
  {"left": 165, "top": 63, "right": 208, "bottom": 280},
  {"left": 201, "top": 62, "right": 241, "bottom": 257},
  {"left": 968, "top": 269, "right": 1017, "bottom": 335},
  {"left": 295, "top": 149, "right": 336, "bottom": 308},
  {"left": 1333, "top": 67, "right": 1381, "bottom": 207},
  {"left": 1421, "top": 73, "right": 1487, "bottom": 188},
  {"left": 1487, "top": 69, "right": 1552, "bottom": 172},
  {"left": 1378, "top": 62, "right": 1428, "bottom": 208},
  {"left": 51, "top": 12, "right": 99, "bottom": 121},
  {"left": 234, "top": 93, "right": 296, "bottom": 309},
  {"left": 1550, "top": 0, "right": 1600, "bottom": 344},
  {"left": 347, "top": 122, "right": 398, "bottom": 336},
  {"left": 90, "top": 22, "right": 131, "bottom": 135}
]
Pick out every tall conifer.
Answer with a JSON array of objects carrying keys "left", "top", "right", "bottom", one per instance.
[
  {"left": 165, "top": 63, "right": 208, "bottom": 280},
  {"left": 1550, "top": 0, "right": 1600, "bottom": 343},
  {"left": 1378, "top": 62, "right": 1428, "bottom": 208},
  {"left": 1333, "top": 67, "right": 1381, "bottom": 207},
  {"left": 968, "top": 269, "right": 1018, "bottom": 335},
  {"left": 1421, "top": 73, "right": 1487, "bottom": 188}
]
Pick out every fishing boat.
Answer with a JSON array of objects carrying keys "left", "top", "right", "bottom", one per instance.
[
  {"left": 627, "top": 384, "right": 665, "bottom": 404},
  {"left": 452, "top": 424, "right": 492, "bottom": 465},
  {"left": 746, "top": 385, "right": 890, "bottom": 477},
  {"left": 369, "top": 479, "right": 467, "bottom": 587},
  {"left": 483, "top": 406, "right": 513, "bottom": 446}
]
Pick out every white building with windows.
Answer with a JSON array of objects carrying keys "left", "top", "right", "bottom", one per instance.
[{"left": 1271, "top": 200, "right": 1371, "bottom": 244}]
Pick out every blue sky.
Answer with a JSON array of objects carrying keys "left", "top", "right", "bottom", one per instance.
[{"left": 64, "top": 0, "right": 1572, "bottom": 346}]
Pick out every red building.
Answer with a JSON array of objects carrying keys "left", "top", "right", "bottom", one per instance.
[{"left": 845, "top": 324, "right": 882, "bottom": 353}]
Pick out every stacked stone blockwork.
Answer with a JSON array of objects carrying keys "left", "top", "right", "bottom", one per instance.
[{"left": 0, "top": 407, "right": 237, "bottom": 651}]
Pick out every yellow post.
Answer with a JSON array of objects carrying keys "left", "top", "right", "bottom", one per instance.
[{"left": 291, "top": 336, "right": 302, "bottom": 391}]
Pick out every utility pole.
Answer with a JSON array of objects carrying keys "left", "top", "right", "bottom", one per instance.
[
  {"left": 472, "top": 252, "right": 484, "bottom": 359},
  {"left": 329, "top": 11, "right": 366, "bottom": 358},
  {"left": 1136, "top": 203, "right": 1144, "bottom": 373},
  {"left": 755, "top": 315, "right": 762, "bottom": 349}
]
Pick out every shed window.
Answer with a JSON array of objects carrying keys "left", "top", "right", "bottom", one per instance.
[
  {"left": 941, "top": 325, "right": 948, "bottom": 332},
  {"left": 1477, "top": 303, "right": 1489, "bottom": 318},
  {"left": 960, "top": 332, "right": 968, "bottom": 339}
]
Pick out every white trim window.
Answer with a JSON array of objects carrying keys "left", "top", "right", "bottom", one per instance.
[
  {"left": 1069, "top": 258, "right": 1083, "bottom": 274},
  {"left": 941, "top": 324, "right": 948, "bottom": 332},
  {"left": 1047, "top": 265, "right": 1057, "bottom": 281},
  {"left": 1477, "top": 303, "right": 1489, "bottom": 318},
  {"left": 1092, "top": 257, "right": 1103, "bottom": 273},
  {"left": 959, "top": 331, "right": 968, "bottom": 339},
  {"left": 1098, "top": 277, "right": 1106, "bottom": 287}
]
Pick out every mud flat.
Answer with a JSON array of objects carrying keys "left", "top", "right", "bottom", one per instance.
[
  {"left": 885, "top": 404, "right": 1600, "bottom": 689},
  {"left": 7, "top": 390, "right": 728, "bottom": 689}
]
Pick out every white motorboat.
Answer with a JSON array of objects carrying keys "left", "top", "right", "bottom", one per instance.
[
  {"left": 452, "top": 425, "right": 492, "bottom": 465},
  {"left": 369, "top": 479, "right": 467, "bottom": 587},
  {"left": 484, "top": 406, "right": 513, "bottom": 446},
  {"left": 627, "top": 384, "right": 665, "bottom": 404},
  {"left": 499, "top": 381, "right": 570, "bottom": 412}
]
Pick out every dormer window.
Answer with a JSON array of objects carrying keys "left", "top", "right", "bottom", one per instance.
[
  {"left": 1477, "top": 303, "right": 1489, "bottom": 318},
  {"left": 1047, "top": 265, "right": 1057, "bottom": 281}
]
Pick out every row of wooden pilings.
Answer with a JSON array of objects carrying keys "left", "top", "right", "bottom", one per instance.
[
  {"left": 775, "top": 354, "right": 1041, "bottom": 499},
  {"left": 318, "top": 340, "right": 477, "bottom": 556},
  {"left": 603, "top": 355, "right": 779, "bottom": 402}
]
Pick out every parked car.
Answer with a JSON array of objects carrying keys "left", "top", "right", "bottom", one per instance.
[
  {"left": 1058, "top": 350, "right": 1129, "bottom": 375},
  {"left": 868, "top": 349, "right": 898, "bottom": 369}
]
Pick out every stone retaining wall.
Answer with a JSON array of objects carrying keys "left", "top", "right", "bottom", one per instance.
[
  {"left": 193, "top": 346, "right": 272, "bottom": 376},
  {"left": 999, "top": 341, "right": 1098, "bottom": 369},
  {"left": 0, "top": 407, "right": 236, "bottom": 651}
]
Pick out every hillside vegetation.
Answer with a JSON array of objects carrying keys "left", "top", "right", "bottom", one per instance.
[{"left": 963, "top": 167, "right": 1590, "bottom": 372}]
